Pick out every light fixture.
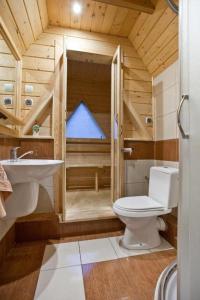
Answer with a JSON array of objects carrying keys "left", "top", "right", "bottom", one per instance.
[{"left": 72, "top": 2, "right": 82, "bottom": 14}]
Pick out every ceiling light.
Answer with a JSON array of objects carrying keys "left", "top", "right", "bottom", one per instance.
[{"left": 72, "top": 2, "right": 82, "bottom": 14}]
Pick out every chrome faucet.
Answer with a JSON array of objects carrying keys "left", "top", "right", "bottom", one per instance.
[{"left": 10, "top": 147, "right": 34, "bottom": 161}]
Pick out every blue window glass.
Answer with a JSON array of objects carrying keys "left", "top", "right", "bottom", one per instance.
[{"left": 66, "top": 101, "right": 106, "bottom": 139}]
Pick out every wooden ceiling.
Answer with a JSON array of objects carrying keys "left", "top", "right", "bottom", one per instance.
[
  {"left": 46, "top": 0, "right": 141, "bottom": 37},
  {"left": 129, "top": 0, "right": 178, "bottom": 76},
  {"left": 0, "top": 0, "right": 178, "bottom": 76},
  {"left": 0, "top": 0, "right": 48, "bottom": 53}
]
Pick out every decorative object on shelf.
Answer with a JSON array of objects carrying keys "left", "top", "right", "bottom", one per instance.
[{"left": 32, "top": 122, "right": 40, "bottom": 136}]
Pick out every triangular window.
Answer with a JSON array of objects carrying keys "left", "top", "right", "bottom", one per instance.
[{"left": 66, "top": 101, "right": 106, "bottom": 139}]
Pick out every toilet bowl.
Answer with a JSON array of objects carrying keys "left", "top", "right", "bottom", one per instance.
[{"left": 113, "top": 167, "right": 179, "bottom": 250}]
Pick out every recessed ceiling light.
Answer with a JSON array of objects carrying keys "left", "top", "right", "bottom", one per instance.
[{"left": 72, "top": 2, "right": 82, "bottom": 14}]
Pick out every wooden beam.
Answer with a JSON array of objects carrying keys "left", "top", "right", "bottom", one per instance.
[
  {"left": 0, "top": 16, "right": 22, "bottom": 61},
  {"left": 0, "top": 105, "right": 24, "bottom": 126},
  {"left": 22, "top": 91, "right": 53, "bottom": 135},
  {"left": 124, "top": 95, "right": 152, "bottom": 140},
  {"left": 0, "top": 123, "right": 19, "bottom": 137},
  {"left": 92, "top": 0, "right": 155, "bottom": 14}
]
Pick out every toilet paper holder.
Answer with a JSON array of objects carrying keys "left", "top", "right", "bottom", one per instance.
[{"left": 122, "top": 147, "right": 134, "bottom": 156}]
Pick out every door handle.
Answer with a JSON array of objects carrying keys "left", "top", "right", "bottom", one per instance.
[{"left": 177, "top": 94, "right": 189, "bottom": 139}]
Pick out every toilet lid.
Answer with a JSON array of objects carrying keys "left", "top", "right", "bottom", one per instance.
[{"left": 114, "top": 196, "right": 164, "bottom": 211}]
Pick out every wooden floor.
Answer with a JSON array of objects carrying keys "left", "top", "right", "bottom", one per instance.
[
  {"left": 0, "top": 234, "right": 176, "bottom": 300},
  {"left": 65, "top": 189, "right": 115, "bottom": 221},
  {"left": 83, "top": 250, "right": 176, "bottom": 300},
  {"left": 0, "top": 241, "right": 45, "bottom": 300}
]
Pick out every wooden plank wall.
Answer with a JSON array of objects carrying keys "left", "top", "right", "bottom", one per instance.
[
  {"left": 21, "top": 38, "right": 56, "bottom": 136},
  {"left": 21, "top": 26, "right": 152, "bottom": 140},
  {"left": 0, "top": 34, "right": 16, "bottom": 117},
  {"left": 0, "top": 0, "right": 48, "bottom": 56},
  {"left": 129, "top": 0, "right": 178, "bottom": 77}
]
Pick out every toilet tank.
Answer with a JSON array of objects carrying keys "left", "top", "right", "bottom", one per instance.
[{"left": 148, "top": 167, "right": 179, "bottom": 208}]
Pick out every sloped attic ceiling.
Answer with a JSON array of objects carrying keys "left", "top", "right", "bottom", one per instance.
[
  {"left": 46, "top": 0, "right": 141, "bottom": 38},
  {"left": 0, "top": 0, "right": 178, "bottom": 76},
  {"left": 129, "top": 0, "right": 179, "bottom": 76},
  {"left": 0, "top": 0, "right": 48, "bottom": 54}
]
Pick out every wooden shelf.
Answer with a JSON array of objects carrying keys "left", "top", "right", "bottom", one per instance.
[
  {"left": 66, "top": 138, "right": 111, "bottom": 144},
  {"left": 20, "top": 135, "right": 54, "bottom": 140},
  {"left": 66, "top": 163, "right": 111, "bottom": 168},
  {"left": 124, "top": 137, "right": 153, "bottom": 141}
]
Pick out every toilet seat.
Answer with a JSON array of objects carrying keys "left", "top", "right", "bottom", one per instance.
[{"left": 113, "top": 196, "right": 172, "bottom": 218}]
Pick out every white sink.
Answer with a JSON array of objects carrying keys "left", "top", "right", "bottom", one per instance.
[
  {"left": 1, "top": 159, "right": 63, "bottom": 183},
  {"left": 1, "top": 159, "right": 64, "bottom": 219}
]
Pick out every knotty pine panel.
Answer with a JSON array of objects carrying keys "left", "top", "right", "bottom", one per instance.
[{"left": 129, "top": 0, "right": 178, "bottom": 76}]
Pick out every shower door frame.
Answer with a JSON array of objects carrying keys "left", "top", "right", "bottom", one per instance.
[
  {"left": 111, "top": 45, "right": 124, "bottom": 202},
  {"left": 178, "top": 0, "right": 200, "bottom": 298}
]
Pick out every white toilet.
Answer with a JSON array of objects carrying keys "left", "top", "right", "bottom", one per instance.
[{"left": 113, "top": 166, "right": 179, "bottom": 250}]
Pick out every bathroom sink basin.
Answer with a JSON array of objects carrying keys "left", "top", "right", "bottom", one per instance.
[
  {"left": 1, "top": 159, "right": 63, "bottom": 183},
  {"left": 1, "top": 159, "right": 63, "bottom": 219}
]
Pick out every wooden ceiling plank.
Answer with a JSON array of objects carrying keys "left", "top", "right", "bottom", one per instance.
[
  {"left": 80, "top": 0, "right": 94, "bottom": 31},
  {"left": 0, "top": 16, "right": 22, "bottom": 60},
  {"left": 90, "top": 2, "right": 107, "bottom": 33},
  {"left": 137, "top": 7, "right": 177, "bottom": 58},
  {"left": 7, "top": 0, "right": 34, "bottom": 49},
  {"left": 143, "top": 17, "right": 178, "bottom": 66},
  {"left": 0, "top": 0, "right": 25, "bottom": 55},
  {"left": 109, "top": 7, "right": 129, "bottom": 36},
  {"left": 24, "top": 0, "right": 43, "bottom": 40},
  {"left": 100, "top": 4, "right": 118, "bottom": 34},
  {"left": 47, "top": 0, "right": 62, "bottom": 27},
  {"left": 118, "top": 9, "right": 139, "bottom": 37},
  {"left": 92, "top": 0, "right": 155, "bottom": 14},
  {"left": 153, "top": 50, "right": 178, "bottom": 77},
  {"left": 129, "top": 13, "right": 149, "bottom": 42},
  {"left": 131, "top": 0, "right": 167, "bottom": 50},
  {"left": 148, "top": 34, "right": 178, "bottom": 74},
  {"left": 46, "top": 0, "right": 141, "bottom": 37},
  {"left": 69, "top": 0, "right": 82, "bottom": 30},
  {"left": 37, "top": 0, "right": 49, "bottom": 30}
]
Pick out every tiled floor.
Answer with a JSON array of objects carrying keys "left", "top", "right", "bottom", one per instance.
[{"left": 34, "top": 235, "right": 173, "bottom": 300}]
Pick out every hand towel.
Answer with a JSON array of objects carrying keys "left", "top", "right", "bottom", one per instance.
[{"left": 0, "top": 164, "right": 12, "bottom": 218}]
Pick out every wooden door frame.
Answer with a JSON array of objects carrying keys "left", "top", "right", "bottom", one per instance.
[
  {"left": 61, "top": 36, "right": 67, "bottom": 221},
  {"left": 111, "top": 45, "right": 124, "bottom": 202}
]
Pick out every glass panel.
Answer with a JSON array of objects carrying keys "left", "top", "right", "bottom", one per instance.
[{"left": 66, "top": 101, "right": 106, "bottom": 139}]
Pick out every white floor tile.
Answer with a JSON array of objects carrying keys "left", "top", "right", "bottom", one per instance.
[
  {"left": 34, "top": 266, "right": 85, "bottom": 300},
  {"left": 41, "top": 242, "right": 81, "bottom": 271},
  {"left": 150, "top": 237, "right": 174, "bottom": 253},
  {"left": 109, "top": 236, "right": 150, "bottom": 258},
  {"left": 79, "top": 238, "right": 117, "bottom": 264}
]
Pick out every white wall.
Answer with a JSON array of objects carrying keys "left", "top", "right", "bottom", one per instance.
[
  {"left": 153, "top": 61, "right": 179, "bottom": 141},
  {"left": 124, "top": 160, "right": 154, "bottom": 196}
]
